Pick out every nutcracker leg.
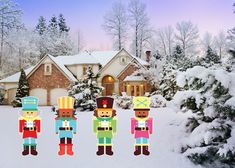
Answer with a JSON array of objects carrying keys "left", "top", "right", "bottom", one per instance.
[
  {"left": 134, "top": 138, "right": 141, "bottom": 155},
  {"left": 142, "top": 138, "right": 150, "bottom": 155},
  {"left": 22, "top": 145, "right": 29, "bottom": 156},
  {"left": 105, "top": 138, "right": 113, "bottom": 156},
  {"left": 96, "top": 138, "right": 104, "bottom": 156},
  {"left": 142, "top": 146, "right": 150, "bottom": 155},
  {"left": 31, "top": 145, "right": 38, "bottom": 156},
  {"left": 66, "top": 138, "right": 74, "bottom": 156},
  {"left": 58, "top": 138, "right": 65, "bottom": 156}
]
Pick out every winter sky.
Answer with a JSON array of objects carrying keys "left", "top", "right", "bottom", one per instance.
[{"left": 14, "top": 0, "right": 235, "bottom": 50}]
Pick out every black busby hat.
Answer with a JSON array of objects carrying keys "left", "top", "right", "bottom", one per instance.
[{"left": 96, "top": 97, "right": 114, "bottom": 109}]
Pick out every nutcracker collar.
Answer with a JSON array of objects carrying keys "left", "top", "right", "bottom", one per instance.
[
  {"left": 19, "top": 116, "right": 40, "bottom": 121},
  {"left": 97, "top": 117, "right": 113, "bottom": 121},
  {"left": 135, "top": 116, "right": 149, "bottom": 121}
]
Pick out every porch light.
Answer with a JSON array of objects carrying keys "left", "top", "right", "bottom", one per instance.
[{"left": 108, "top": 76, "right": 112, "bottom": 81}]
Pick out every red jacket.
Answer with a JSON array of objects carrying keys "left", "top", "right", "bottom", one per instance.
[{"left": 19, "top": 118, "right": 41, "bottom": 138}]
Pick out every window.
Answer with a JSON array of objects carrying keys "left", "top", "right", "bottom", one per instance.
[
  {"left": 44, "top": 64, "right": 52, "bottom": 75},
  {"left": 120, "top": 56, "right": 127, "bottom": 65}
]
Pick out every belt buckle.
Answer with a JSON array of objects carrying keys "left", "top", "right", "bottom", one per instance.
[
  {"left": 29, "top": 127, "right": 34, "bottom": 131},
  {"left": 66, "top": 127, "right": 70, "bottom": 131},
  {"left": 105, "top": 127, "right": 108, "bottom": 131}
]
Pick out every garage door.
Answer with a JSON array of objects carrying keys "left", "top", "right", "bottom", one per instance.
[
  {"left": 30, "top": 88, "right": 47, "bottom": 105},
  {"left": 50, "top": 88, "right": 68, "bottom": 105},
  {"left": 8, "top": 88, "right": 17, "bottom": 104}
]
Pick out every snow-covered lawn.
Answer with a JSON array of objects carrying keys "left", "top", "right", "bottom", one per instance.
[{"left": 0, "top": 106, "right": 202, "bottom": 168}]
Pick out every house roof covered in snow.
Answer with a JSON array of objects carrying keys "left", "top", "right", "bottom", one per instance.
[
  {"left": 0, "top": 49, "right": 149, "bottom": 83},
  {"left": 48, "top": 55, "right": 78, "bottom": 82},
  {"left": 124, "top": 75, "right": 145, "bottom": 82},
  {"left": 0, "top": 66, "right": 35, "bottom": 83}
]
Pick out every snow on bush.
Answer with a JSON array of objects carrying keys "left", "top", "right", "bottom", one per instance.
[
  {"left": 115, "top": 92, "right": 133, "bottom": 109},
  {"left": 150, "top": 94, "right": 167, "bottom": 108},
  {"left": 172, "top": 66, "right": 235, "bottom": 166}
]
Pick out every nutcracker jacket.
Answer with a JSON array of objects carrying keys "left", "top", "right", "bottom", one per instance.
[
  {"left": 19, "top": 117, "right": 41, "bottom": 139},
  {"left": 131, "top": 117, "right": 153, "bottom": 139}
]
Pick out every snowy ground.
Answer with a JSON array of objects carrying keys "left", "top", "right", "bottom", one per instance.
[{"left": 0, "top": 105, "right": 202, "bottom": 168}]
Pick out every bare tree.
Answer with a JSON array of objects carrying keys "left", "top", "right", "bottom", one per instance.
[
  {"left": 0, "top": 0, "right": 21, "bottom": 70},
  {"left": 214, "top": 31, "right": 228, "bottom": 58},
  {"left": 156, "top": 25, "right": 175, "bottom": 56},
  {"left": 175, "top": 21, "right": 199, "bottom": 56},
  {"left": 128, "top": 0, "right": 152, "bottom": 58},
  {"left": 102, "top": 1, "right": 128, "bottom": 50}
]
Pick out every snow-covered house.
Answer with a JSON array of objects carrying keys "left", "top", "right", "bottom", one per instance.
[{"left": 0, "top": 48, "right": 152, "bottom": 105}]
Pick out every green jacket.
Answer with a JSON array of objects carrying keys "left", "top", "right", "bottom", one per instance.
[{"left": 93, "top": 117, "right": 117, "bottom": 138}]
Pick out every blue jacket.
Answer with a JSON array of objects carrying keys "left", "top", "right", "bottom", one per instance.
[{"left": 55, "top": 117, "right": 77, "bottom": 138}]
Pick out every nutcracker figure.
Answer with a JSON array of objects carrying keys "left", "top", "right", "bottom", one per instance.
[
  {"left": 19, "top": 96, "right": 41, "bottom": 156},
  {"left": 55, "top": 96, "right": 77, "bottom": 156},
  {"left": 93, "top": 97, "right": 117, "bottom": 156},
  {"left": 131, "top": 97, "right": 153, "bottom": 156}
]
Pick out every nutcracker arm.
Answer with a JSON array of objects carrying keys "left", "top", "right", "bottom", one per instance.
[{"left": 131, "top": 118, "right": 135, "bottom": 134}]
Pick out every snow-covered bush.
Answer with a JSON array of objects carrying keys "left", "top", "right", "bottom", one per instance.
[
  {"left": 150, "top": 94, "right": 167, "bottom": 108},
  {"left": 0, "top": 92, "right": 4, "bottom": 105},
  {"left": 68, "top": 66, "right": 103, "bottom": 111},
  {"left": 115, "top": 93, "right": 133, "bottom": 109},
  {"left": 172, "top": 66, "right": 235, "bottom": 166}
]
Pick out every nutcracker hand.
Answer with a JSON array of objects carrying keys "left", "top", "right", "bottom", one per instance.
[
  {"left": 73, "top": 132, "right": 77, "bottom": 134},
  {"left": 56, "top": 132, "right": 58, "bottom": 134}
]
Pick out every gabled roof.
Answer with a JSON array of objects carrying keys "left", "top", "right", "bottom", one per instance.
[
  {"left": 124, "top": 75, "right": 145, "bottom": 82},
  {"left": 0, "top": 49, "right": 149, "bottom": 83},
  {"left": 0, "top": 66, "right": 35, "bottom": 83}
]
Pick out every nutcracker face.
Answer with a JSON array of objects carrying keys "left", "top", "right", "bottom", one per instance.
[
  {"left": 22, "top": 110, "right": 38, "bottom": 119},
  {"left": 94, "top": 108, "right": 116, "bottom": 118},
  {"left": 59, "top": 110, "right": 73, "bottom": 118},
  {"left": 135, "top": 110, "right": 149, "bottom": 118}
]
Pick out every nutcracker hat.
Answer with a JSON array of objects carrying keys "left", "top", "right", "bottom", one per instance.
[
  {"left": 96, "top": 97, "right": 114, "bottom": 109},
  {"left": 133, "top": 96, "right": 150, "bottom": 110},
  {"left": 21, "top": 96, "right": 39, "bottom": 111},
  {"left": 57, "top": 96, "right": 75, "bottom": 112}
]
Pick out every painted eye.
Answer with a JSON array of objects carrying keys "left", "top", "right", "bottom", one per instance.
[
  {"left": 31, "top": 112, "right": 33, "bottom": 114},
  {"left": 27, "top": 112, "right": 29, "bottom": 114},
  {"left": 106, "top": 112, "right": 108, "bottom": 114}
]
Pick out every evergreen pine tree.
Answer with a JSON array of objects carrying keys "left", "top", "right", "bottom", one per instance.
[
  {"left": 201, "top": 46, "right": 221, "bottom": 67},
  {"left": 68, "top": 66, "right": 103, "bottom": 111},
  {"left": 58, "top": 14, "right": 70, "bottom": 33},
  {"left": 48, "top": 15, "right": 58, "bottom": 36},
  {"left": 174, "top": 66, "right": 235, "bottom": 166},
  {"left": 35, "top": 16, "right": 47, "bottom": 35},
  {"left": 12, "top": 69, "right": 29, "bottom": 107}
]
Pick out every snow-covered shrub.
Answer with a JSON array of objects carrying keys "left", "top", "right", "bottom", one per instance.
[
  {"left": 115, "top": 93, "right": 132, "bottom": 109},
  {"left": 150, "top": 94, "right": 167, "bottom": 108},
  {"left": 68, "top": 66, "right": 103, "bottom": 111},
  {"left": 172, "top": 66, "right": 235, "bottom": 166}
]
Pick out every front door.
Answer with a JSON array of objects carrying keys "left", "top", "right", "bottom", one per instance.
[{"left": 102, "top": 75, "right": 115, "bottom": 96}]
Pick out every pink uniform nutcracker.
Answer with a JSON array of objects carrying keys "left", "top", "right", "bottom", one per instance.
[{"left": 131, "top": 96, "right": 153, "bottom": 156}]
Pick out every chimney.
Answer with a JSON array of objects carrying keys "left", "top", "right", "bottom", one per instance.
[{"left": 145, "top": 51, "right": 151, "bottom": 62}]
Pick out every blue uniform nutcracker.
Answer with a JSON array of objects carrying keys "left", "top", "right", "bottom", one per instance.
[{"left": 55, "top": 96, "right": 77, "bottom": 156}]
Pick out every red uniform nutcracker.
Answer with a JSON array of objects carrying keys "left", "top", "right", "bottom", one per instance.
[{"left": 19, "top": 96, "right": 41, "bottom": 156}]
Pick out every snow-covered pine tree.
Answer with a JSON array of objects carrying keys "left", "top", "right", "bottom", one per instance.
[
  {"left": 12, "top": 69, "right": 29, "bottom": 107},
  {"left": 158, "top": 45, "right": 194, "bottom": 100},
  {"left": 35, "top": 16, "right": 47, "bottom": 35},
  {"left": 200, "top": 46, "right": 221, "bottom": 67},
  {"left": 58, "top": 14, "right": 70, "bottom": 33},
  {"left": 48, "top": 15, "right": 58, "bottom": 36},
  {"left": 173, "top": 66, "right": 235, "bottom": 166},
  {"left": 68, "top": 66, "right": 103, "bottom": 111}
]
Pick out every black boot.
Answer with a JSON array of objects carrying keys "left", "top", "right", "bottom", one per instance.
[
  {"left": 96, "top": 146, "right": 104, "bottom": 156},
  {"left": 142, "top": 146, "right": 150, "bottom": 155},
  {"left": 134, "top": 146, "right": 141, "bottom": 155},
  {"left": 22, "top": 145, "right": 29, "bottom": 156},
  {"left": 31, "top": 145, "right": 38, "bottom": 156},
  {"left": 106, "top": 146, "right": 113, "bottom": 156}
]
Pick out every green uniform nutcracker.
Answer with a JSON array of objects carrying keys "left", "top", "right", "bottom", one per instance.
[{"left": 93, "top": 97, "right": 117, "bottom": 156}]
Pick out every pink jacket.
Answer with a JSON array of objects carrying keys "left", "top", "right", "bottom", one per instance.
[{"left": 131, "top": 117, "right": 153, "bottom": 138}]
